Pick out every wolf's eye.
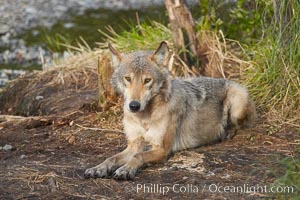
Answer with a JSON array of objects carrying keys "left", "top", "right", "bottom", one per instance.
[
  {"left": 144, "top": 78, "right": 152, "bottom": 84},
  {"left": 124, "top": 76, "right": 131, "bottom": 82}
]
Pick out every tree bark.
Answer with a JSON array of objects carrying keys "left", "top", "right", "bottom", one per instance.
[
  {"left": 97, "top": 54, "right": 118, "bottom": 111},
  {"left": 164, "top": 0, "right": 200, "bottom": 64}
]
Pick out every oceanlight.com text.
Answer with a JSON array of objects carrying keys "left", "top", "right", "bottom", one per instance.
[{"left": 136, "top": 183, "right": 295, "bottom": 195}]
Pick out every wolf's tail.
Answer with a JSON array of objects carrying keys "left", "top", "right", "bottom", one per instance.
[{"left": 226, "top": 82, "right": 256, "bottom": 129}]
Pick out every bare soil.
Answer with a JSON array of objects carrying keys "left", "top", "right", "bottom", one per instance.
[{"left": 0, "top": 71, "right": 299, "bottom": 200}]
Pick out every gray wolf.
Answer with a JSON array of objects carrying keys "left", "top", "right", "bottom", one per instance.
[{"left": 84, "top": 41, "right": 256, "bottom": 180}]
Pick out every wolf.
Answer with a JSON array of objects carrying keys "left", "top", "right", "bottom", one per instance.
[{"left": 84, "top": 41, "right": 256, "bottom": 180}]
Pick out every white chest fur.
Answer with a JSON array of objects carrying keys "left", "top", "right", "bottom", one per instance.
[{"left": 123, "top": 110, "right": 169, "bottom": 147}]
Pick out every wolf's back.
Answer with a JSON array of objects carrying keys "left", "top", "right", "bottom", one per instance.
[{"left": 169, "top": 76, "right": 256, "bottom": 151}]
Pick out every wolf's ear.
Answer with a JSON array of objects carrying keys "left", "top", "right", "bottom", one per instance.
[
  {"left": 108, "top": 43, "right": 122, "bottom": 68},
  {"left": 151, "top": 41, "right": 170, "bottom": 67}
]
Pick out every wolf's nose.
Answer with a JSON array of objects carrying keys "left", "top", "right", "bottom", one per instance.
[{"left": 129, "top": 101, "right": 141, "bottom": 112}]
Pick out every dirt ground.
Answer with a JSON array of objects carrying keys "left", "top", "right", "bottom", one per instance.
[
  {"left": 0, "top": 70, "right": 299, "bottom": 200},
  {"left": 1, "top": 105, "right": 299, "bottom": 200}
]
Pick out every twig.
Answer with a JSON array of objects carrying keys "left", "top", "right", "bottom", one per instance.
[
  {"left": 0, "top": 115, "right": 28, "bottom": 122},
  {"left": 75, "top": 123, "right": 124, "bottom": 134},
  {"left": 0, "top": 115, "right": 50, "bottom": 125},
  {"left": 0, "top": 111, "right": 82, "bottom": 123},
  {"left": 62, "top": 110, "right": 83, "bottom": 118}
]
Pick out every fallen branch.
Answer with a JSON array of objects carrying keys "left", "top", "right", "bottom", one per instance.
[
  {"left": 75, "top": 123, "right": 124, "bottom": 134},
  {"left": 0, "top": 111, "right": 82, "bottom": 123},
  {"left": 0, "top": 115, "right": 29, "bottom": 122}
]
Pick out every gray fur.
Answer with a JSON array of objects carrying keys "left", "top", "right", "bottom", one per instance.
[
  {"left": 169, "top": 77, "right": 231, "bottom": 151},
  {"left": 110, "top": 49, "right": 255, "bottom": 152},
  {"left": 84, "top": 42, "right": 256, "bottom": 180}
]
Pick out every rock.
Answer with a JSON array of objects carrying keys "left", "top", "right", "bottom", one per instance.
[
  {"left": 2, "top": 50, "right": 10, "bottom": 63},
  {"left": 0, "top": 72, "right": 8, "bottom": 79},
  {"left": 0, "top": 78, "right": 8, "bottom": 86},
  {"left": 2, "top": 144, "right": 13, "bottom": 151},
  {"left": 64, "top": 22, "right": 75, "bottom": 29},
  {"left": 25, "top": 7, "right": 38, "bottom": 15},
  {"left": 0, "top": 32, "right": 11, "bottom": 45},
  {"left": 0, "top": 23, "right": 10, "bottom": 35},
  {"left": 35, "top": 96, "right": 44, "bottom": 100},
  {"left": 31, "top": 30, "right": 40, "bottom": 36},
  {"left": 0, "top": 71, "right": 9, "bottom": 86}
]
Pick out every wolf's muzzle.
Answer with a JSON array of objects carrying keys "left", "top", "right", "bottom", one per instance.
[{"left": 129, "top": 101, "right": 141, "bottom": 112}]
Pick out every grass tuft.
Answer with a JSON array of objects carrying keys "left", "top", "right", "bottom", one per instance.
[
  {"left": 273, "top": 156, "right": 300, "bottom": 199},
  {"left": 243, "top": 0, "right": 300, "bottom": 122},
  {"left": 97, "top": 21, "right": 172, "bottom": 51}
]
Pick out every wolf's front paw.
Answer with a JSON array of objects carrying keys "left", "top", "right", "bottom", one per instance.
[
  {"left": 113, "top": 165, "right": 137, "bottom": 180},
  {"left": 84, "top": 164, "right": 111, "bottom": 179}
]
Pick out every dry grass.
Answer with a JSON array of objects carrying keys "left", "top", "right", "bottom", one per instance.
[
  {"left": 20, "top": 21, "right": 288, "bottom": 122},
  {"left": 38, "top": 37, "right": 103, "bottom": 88},
  {"left": 196, "top": 30, "right": 252, "bottom": 80},
  {"left": 28, "top": 25, "right": 254, "bottom": 115}
]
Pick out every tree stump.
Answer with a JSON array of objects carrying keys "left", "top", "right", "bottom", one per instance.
[
  {"left": 97, "top": 53, "right": 118, "bottom": 111},
  {"left": 164, "top": 0, "right": 200, "bottom": 64}
]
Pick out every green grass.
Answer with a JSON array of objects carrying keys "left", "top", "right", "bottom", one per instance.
[
  {"left": 240, "top": 1, "right": 300, "bottom": 198},
  {"left": 44, "top": 32, "right": 72, "bottom": 52},
  {"left": 19, "top": 7, "right": 168, "bottom": 53},
  {"left": 244, "top": 0, "right": 300, "bottom": 120},
  {"left": 272, "top": 156, "right": 300, "bottom": 199},
  {"left": 98, "top": 20, "right": 172, "bottom": 51}
]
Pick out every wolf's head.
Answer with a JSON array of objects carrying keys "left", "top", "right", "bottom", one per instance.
[{"left": 109, "top": 42, "right": 171, "bottom": 113}]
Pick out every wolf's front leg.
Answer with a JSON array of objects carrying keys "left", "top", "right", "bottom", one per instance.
[
  {"left": 113, "top": 124, "right": 175, "bottom": 180},
  {"left": 112, "top": 117, "right": 176, "bottom": 179},
  {"left": 113, "top": 147, "right": 169, "bottom": 180},
  {"left": 84, "top": 148, "right": 131, "bottom": 178},
  {"left": 84, "top": 137, "right": 144, "bottom": 178}
]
